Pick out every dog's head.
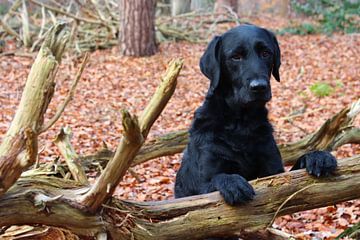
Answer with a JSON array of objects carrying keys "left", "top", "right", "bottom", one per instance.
[{"left": 200, "top": 24, "right": 281, "bottom": 109}]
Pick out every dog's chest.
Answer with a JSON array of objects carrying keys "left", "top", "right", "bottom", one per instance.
[{"left": 218, "top": 120, "right": 260, "bottom": 152}]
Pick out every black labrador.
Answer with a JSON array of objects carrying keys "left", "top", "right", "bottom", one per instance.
[{"left": 175, "top": 24, "right": 337, "bottom": 238}]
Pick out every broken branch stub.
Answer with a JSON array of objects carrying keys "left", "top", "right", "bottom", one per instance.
[
  {"left": 79, "top": 59, "right": 183, "bottom": 212},
  {"left": 0, "top": 23, "right": 69, "bottom": 196},
  {"left": 0, "top": 155, "right": 359, "bottom": 239}
]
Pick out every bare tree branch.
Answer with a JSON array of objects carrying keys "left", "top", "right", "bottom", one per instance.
[
  {"left": 28, "top": 0, "right": 105, "bottom": 26},
  {"left": 78, "top": 99, "right": 360, "bottom": 170},
  {"left": 39, "top": 53, "right": 89, "bottom": 133},
  {"left": 0, "top": 23, "right": 69, "bottom": 196},
  {"left": 79, "top": 59, "right": 183, "bottom": 212},
  {"left": 54, "top": 127, "right": 88, "bottom": 185}
]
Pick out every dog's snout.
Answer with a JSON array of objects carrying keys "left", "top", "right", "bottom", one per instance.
[{"left": 249, "top": 79, "right": 268, "bottom": 93}]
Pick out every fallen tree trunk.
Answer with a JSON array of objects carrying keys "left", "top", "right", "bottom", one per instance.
[
  {"left": 78, "top": 100, "right": 360, "bottom": 170},
  {"left": 0, "top": 155, "right": 359, "bottom": 239}
]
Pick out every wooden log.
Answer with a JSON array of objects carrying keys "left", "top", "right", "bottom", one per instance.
[
  {"left": 0, "top": 23, "right": 69, "bottom": 196},
  {"left": 78, "top": 99, "right": 360, "bottom": 170},
  {"left": 0, "top": 155, "right": 358, "bottom": 239}
]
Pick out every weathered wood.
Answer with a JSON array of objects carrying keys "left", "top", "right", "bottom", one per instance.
[
  {"left": 78, "top": 99, "right": 360, "bottom": 170},
  {"left": 279, "top": 99, "right": 360, "bottom": 165},
  {"left": 79, "top": 59, "right": 183, "bottom": 212},
  {"left": 0, "top": 156, "right": 359, "bottom": 239},
  {"left": 40, "top": 53, "right": 89, "bottom": 133},
  {"left": 78, "top": 130, "right": 188, "bottom": 170},
  {"left": 79, "top": 110, "right": 143, "bottom": 212},
  {"left": 53, "top": 127, "right": 88, "bottom": 185},
  {"left": 28, "top": 0, "right": 104, "bottom": 25},
  {"left": 21, "top": 0, "right": 32, "bottom": 47},
  {"left": 0, "top": 23, "right": 69, "bottom": 196}
]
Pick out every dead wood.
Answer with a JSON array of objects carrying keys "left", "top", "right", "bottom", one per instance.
[
  {"left": 53, "top": 127, "right": 88, "bottom": 185},
  {"left": 77, "top": 99, "right": 360, "bottom": 171},
  {"left": 0, "top": 23, "right": 69, "bottom": 196},
  {"left": 0, "top": 155, "right": 358, "bottom": 239},
  {"left": 78, "top": 59, "right": 183, "bottom": 212}
]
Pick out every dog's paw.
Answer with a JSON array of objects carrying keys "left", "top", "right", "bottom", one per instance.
[
  {"left": 214, "top": 174, "right": 255, "bottom": 205},
  {"left": 298, "top": 151, "right": 337, "bottom": 177}
]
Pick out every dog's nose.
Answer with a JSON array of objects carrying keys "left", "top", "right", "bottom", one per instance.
[{"left": 249, "top": 79, "right": 268, "bottom": 93}]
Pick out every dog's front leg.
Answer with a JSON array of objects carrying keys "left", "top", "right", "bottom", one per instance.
[
  {"left": 203, "top": 173, "right": 255, "bottom": 205},
  {"left": 291, "top": 151, "right": 337, "bottom": 177}
]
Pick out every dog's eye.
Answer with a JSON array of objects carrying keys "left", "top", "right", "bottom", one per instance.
[
  {"left": 260, "top": 50, "right": 271, "bottom": 58},
  {"left": 232, "top": 53, "right": 244, "bottom": 61}
]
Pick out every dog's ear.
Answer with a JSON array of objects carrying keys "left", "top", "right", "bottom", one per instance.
[
  {"left": 200, "top": 36, "right": 222, "bottom": 96},
  {"left": 272, "top": 34, "right": 281, "bottom": 82},
  {"left": 265, "top": 30, "right": 281, "bottom": 82}
]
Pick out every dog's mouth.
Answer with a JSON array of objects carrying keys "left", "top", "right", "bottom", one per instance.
[
  {"left": 224, "top": 86, "right": 272, "bottom": 110},
  {"left": 250, "top": 92, "right": 272, "bottom": 103}
]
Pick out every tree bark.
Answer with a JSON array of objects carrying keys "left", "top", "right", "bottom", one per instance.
[
  {"left": 79, "top": 59, "right": 183, "bottom": 212},
  {"left": 0, "top": 155, "right": 359, "bottom": 239},
  {"left": 77, "top": 99, "right": 360, "bottom": 170},
  {"left": 118, "top": 0, "right": 157, "bottom": 56},
  {"left": 0, "top": 23, "right": 69, "bottom": 196}
]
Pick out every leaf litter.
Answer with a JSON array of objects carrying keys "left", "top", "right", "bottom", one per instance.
[{"left": 0, "top": 19, "right": 359, "bottom": 240}]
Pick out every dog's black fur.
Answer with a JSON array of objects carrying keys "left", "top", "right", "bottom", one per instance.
[{"left": 174, "top": 25, "right": 337, "bottom": 238}]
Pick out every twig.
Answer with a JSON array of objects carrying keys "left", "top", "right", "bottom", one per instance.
[
  {"left": 0, "top": 19, "right": 21, "bottom": 40},
  {"left": 128, "top": 168, "right": 143, "bottom": 183},
  {"left": 39, "top": 53, "right": 89, "bottom": 134},
  {"left": 267, "top": 183, "right": 319, "bottom": 228},
  {"left": 267, "top": 228, "right": 295, "bottom": 239},
  {"left": 280, "top": 107, "right": 324, "bottom": 121},
  {"left": 28, "top": 0, "right": 105, "bottom": 26},
  {"left": 104, "top": 0, "right": 119, "bottom": 21},
  {"left": 38, "top": 6, "right": 47, "bottom": 39},
  {"left": 2, "top": 0, "right": 22, "bottom": 23},
  {"left": 21, "top": 0, "right": 32, "bottom": 47},
  {"left": 0, "top": 51, "right": 36, "bottom": 58}
]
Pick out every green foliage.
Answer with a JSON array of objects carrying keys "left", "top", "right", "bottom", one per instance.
[
  {"left": 278, "top": 23, "right": 318, "bottom": 35},
  {"left": 0, "top": 3, "right": 9, "bottom": 15},
  {"left": 309, "top": 82, "right": 334, "bottom": 97},
  {"left": 291, "top": 0, "right": 360, "bottom": 34},
  {"left": 335, "top": 222, "right": 360, "bottom": 239},
  {"left": 335, "top": 80, "right": 344, "bottom": 88}
]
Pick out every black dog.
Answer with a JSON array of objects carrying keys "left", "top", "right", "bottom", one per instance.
[{"left": 175, "top": 25, "right": 337, "bottom": 237}]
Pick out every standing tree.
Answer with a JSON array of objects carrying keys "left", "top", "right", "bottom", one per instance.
[
  {"left": 118, "top": 0, "right": 157, "bottom": 56},
  {"left": 191, "top": 0, "right": 212, "bottom": 12},
  {"left": 214, "top": 0, "right": 238, "bottom": 12},
  {"left": 171, "top": 0, "right": 191, "bottom": 16}
]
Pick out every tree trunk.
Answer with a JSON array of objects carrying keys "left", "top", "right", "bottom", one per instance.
[
  {"left": 1, "top": 155, "right": 359, "bottom": 239},
  {"left": 171, "top": 0, "right": 191, "bottom": 16},
  {"left": 191, "top": 0, "right": 211, "bottom": 12},
  {"left": 214, "top": 0, "right": 238, "bottom": 13},
  {"left": 118, "top": 0, "right": 157, "bottom": 56}
]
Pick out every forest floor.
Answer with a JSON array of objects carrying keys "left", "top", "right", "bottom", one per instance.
[{"left": 0, "top": 15, "right": 359, "bottom": 239}]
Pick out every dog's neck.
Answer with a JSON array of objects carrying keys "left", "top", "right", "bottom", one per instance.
[{"left": 203, "top": 93, "right": 269, "bottom": 123}]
